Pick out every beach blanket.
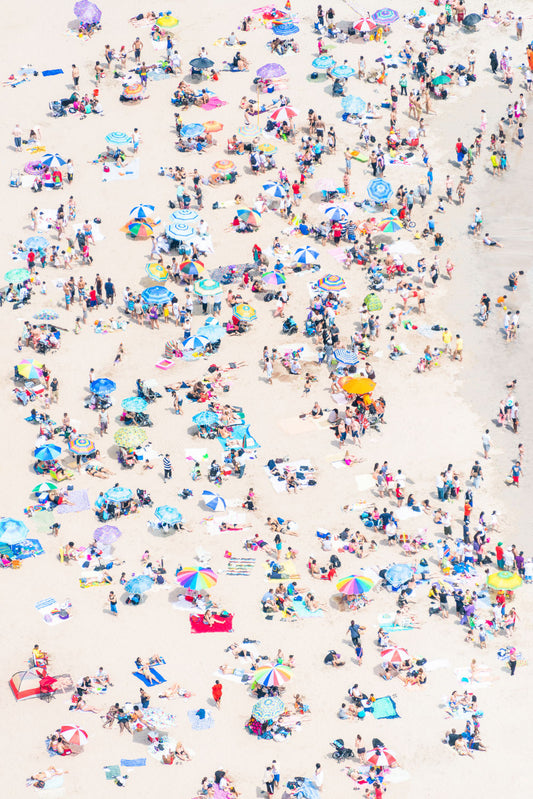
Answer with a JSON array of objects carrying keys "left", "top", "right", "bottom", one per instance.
[
  {"left": 12, "top": 538, "right": 44, "bottom": 558},
  {"left": 102, "top": 158, "right": 140, "bottom": 182},
  {"left": 187, "top": 708, "right": 214, "bottom": 730},
  {"left": 42, "top": 69, "right": 64, "bottom": 76},
  {"left": 225, "top": 557, "right": 256, "bottom": 575},
  {"left": 201, "top": 97, "right": 227, "bottom": 110},
  {"left": 173, "top": 595, "right": 207, "bottom": 612},
  {"left": 142, "top": 707, "right": 178, "bottom": 728},
  {"left": 394, "top": 506, "right": 422, "bottom": 520},
  {"left": 371, "top": 696, "right": 400, "bottom": 720},
  {"left": 190, "top": 613, "right": 233, "bottom": 633},
  {"left": 79, "top": 574, "right": 111, "bottom": 588},
  {"left": 120, "top": 759, "right": 146, "bottom": 767},
  {"left": 263, "top": 561, "right": 300, "bottom": 581},
  {"left": 104, "top": 765, "right": 121, "bottom": 780},
  {"left": 264, "top": 459, "right": 316, "bottom": 493},
  {"left": 133, "top": 668, "right": 166, "bottom": 686},
  {"left": 36, "top": 596, "right": 72, "bottom": 625},
  {"left": 56, "top": 490, "right": 90, "bottom": 514},
  {"left": 291, "top": 595, "right": 324, "bottom": 618},
  {"left": 31, "top": 510, "right": 55, "bottom": 534}
]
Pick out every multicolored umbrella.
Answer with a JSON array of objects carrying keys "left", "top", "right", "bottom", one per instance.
[
  {"left": 104, "top": 486, "right": 133, "bottom": 503},
  {"left": 364, "top": 292, "right": 383, "bottom": 311},
  {"left": 316, "top": 274, "right": 346, "bottom": 292},
  {"left": 179, "top": 259, "right": 205, "bottom": 276},
  {"left": 252, "top": 665, "right": 292, "bottom": 687},
  {"left": 146, "top": 262, "right": 168, "bottom": 281},
  {"left": 256, "top": 63, "right": 287, "bottom": 79},
  {"left": 122, "top": 83, "right": 144, "bottom": 98},
  {"left": 181, "top": 123, "right": 205, "bottom": 138},
  {"left": 32, "top": 482, "right": 57, "bottom": 494},
  {"left": 25, "top": 235, "right": 48, "bottom": 250},
  {"left": 130, "top": 203, "right": 155, "bottom": 219},
  {"left": 169, "top": 208, "right": 200, "bottom": 225},
  {"left": 379, "top": 218, "right": 402, "bottom": 233},
  {"left": 233, "top": 303, "right": 257, "bottom": 322},
  {"left": 166, "top": 222, "right": 195, "bottom": 241},
  {"left": 332, "top": 64, "right": 356, "bottom": 78},
  {"left": 203, "top": 120, "right": 223, "bottom": 133},
  {"left": 380, "top": 647, "right": 409, "bottom": 665},
  {"left": 312, "top": 55, "right": 336, "bottom": 70},
  {"left": 114, "top": 427, "right": 147, "bottom": 449},
  {"left": 94, "top": 525, "right": 121, "bottom": 545},
  {"left": 59, "top": 724, "right": 89, "bottom": 746},
  {"left": 269, "top": 106, "right": 298, "bottom": 123},
  {"left": 367, "top": 178, "right": 393, "bottom": 204},
  {"left": 336, "top": 574, "right": 374, "bottom": 595},
  {"left": 262, "top": 181, "right": 286, "bottom": 198},
  {"left": 183, "top": 335, "right": 209, "bottom": 351},
  {"left": 68, "top": 434, "right": 96, "bottom": 455},
  {"left": 252, "top": 696, "right": 285, "bottom": 722},
  {"left": 125, "top": 575, "right": 154, "bottom": 594},
  {"left": 354, "top": 16, "right": 376, "bottom": 32},
  {"left": 41, "top": 153, "right": 66, "bottom": 168},
  {"left": 193, "top": 411, "right": 219, "bottom": 428},
  {"left": 293, "top": 246, "right": 320, "bottom": 264},
  {"left": 261, "top": 271, "right": 286, "bottom": 286},
  {"left": 176, "top": 567, "right": 218, "bottom": 590},
  {"left": 366, "top": 747, "right": 398, "bottom": 768},
  {"left": 105, "top": 131, "right": 132, "bottom": 146},
  {"left": 372, "top": 8, "right": 400, "bottom": 25},
  {"left": 5, "top": 268, "right": 30, "bottom": 284},
  {"left": 90, "top": 378, "right": 116, "bottom": 395},
  {"left": 155, "top": 505, "right": 182, "bottom": 524},
  {"left": 487, "top": 571, "right": 522, "bottom": 590},
  {"left": 236, "top": 208, "right": 261, "bottom": 226},
  {"left": 213, "top": 159, "right": 235, "bottom": 173},
  {"left": 193, "top": 278, "right": 222, "bottom": 297},
  {"left": 324, "top": 205, "right": 349, "bottom": 222},
  {"left": 128, "top": 221, "right": 154, "bottom": 238},
  {"left": 238, "top": 125, "right": 262, "bottom": 140},
  {"left": 141, "top": 286, "right": 175, "bottom": 305},
  {"left": 0, "top": 518, "right": 29, "bottom": 545},
  {"left": 34, "top": 310, "right": 59, "bottom": 321},
  {"left": 17, "top": 359, "right": 43, "bottom": 379},
  {"left": 340, "top": 376, "right": 376, "bottom": 395},
  {"left": 333, "top": 349, "right": 359, "bottom": 366},
  {"left": 122, "top": 396, "right": 148, "bottom": 413},
  {"left": 34, "top": 444, "right": 62, "bottom": 461},
  {"left": 202, "top": 491, "right": 226, "bottom": 511},
  {"left": 258, "top": 143, "right": 277, "bottom": 155},
  {"left": 156, "top": 14, "right": 179, "bottom": 28}
]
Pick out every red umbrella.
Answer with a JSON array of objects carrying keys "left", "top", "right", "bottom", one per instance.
[
  {"left": 380, "top": 646, "right": 409, "bottom": 665},
  {"left": 269, "top": 106, "right": 298, "bottom": 123},
  {"left": 366, "top": 747, "right": 398, "bottom": 767},
  {"left": 59, "top": 725, "right": 88, "bottom": 746},
  {"left": 354, "top": 17, "right": 376, "bottom": 32}
]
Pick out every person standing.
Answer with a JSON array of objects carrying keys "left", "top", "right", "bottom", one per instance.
[
  {"left": 313, "top": 764, "right": 323, "bottom": 791},
  {"left": 271, "top": 760, "right": 280, "bottom": 791},
  {"left": 50, "top": 376, "right": 59, "bottom": 403},
  {"left": 263, "top": 766, "right": 275, "bottom": 796},
  {"left": 12, "top": 123, "right": 22, "bottom": 151},
  {"left": 99, "top": 408, "right": 109, "bottom": 436},
  {"left": 132, "top": 37, "right": 143, "bottom": 64},
  {"left": 109, "top": 591, "right": 118, "bottom": 616},
  {"left": 481, "top": 429, "right": 492, "bottom": 459},
  {"left": 510, "top": 461, "right": 521, "bottom": 487},
  {"left": 132, "top": 128, "right": 140, "bottom": 153},
  {"left": 104, "top": 277, "right": 116, "bottom": 305},
  {"left": 72, "top": 64, "right": 80, "bottom": 87},
  {"left": 162, "top": 453, "right": 172, "bottom": 482},
  {"left": 347, "top": 620, "right": 365, "bottom": 649},
  {"left": 211, "top": 679, "right": 222, "bottom": 708},
  {"left": 509, "top": 647, "right": 517, "bottom": 675}
]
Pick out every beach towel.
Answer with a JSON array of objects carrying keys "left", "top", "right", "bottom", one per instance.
[
  {"left": 190, "top": 613, "right": 233, "bottom": 633},
  {"left": 103, "top": 158, "right": 140, "bottom": 182},
  {"left": 42, "top": 775, "right": 64, "bottom": 790},
  {"left": 371, "top": 696, "right": 400, "bottom": 719},
  {"left": 187, "top": 708, "right": 214, "bottom": 730},
  {"left": 79, "top": 574, "right": 111, "bottom": 588},
  {"left": 42, "top": 69, "right": 64, "bottom": 76},
  {"left": 36, "top": 596, "right": 72, "bottom": 625},
  {"left": 225, "top": 557, "right": 256, "bottom": 575},
  {"left": 56, "top": 490, "right": 90, "bottom": 514},
  {"left": 12, "top": 538, "right": 44, "bottom": 558},
  {"left": 202, "top": 97, "right": 227, "bottom": 110},
  {"left": 104, "top": 765, "right": 121, "bottom": 780},
  {"left": 291, "top": 596, "right": 324, "bottom": 618},
  {"left": 132, "top": 668, "right": 166, "bottom": 686},
  {"left": 172, "top": 595, "right": 207, "bottom": 612},
  {"left": 263, "top": 562, "right": 300, "bottom": 581},
  {"left": 142, "top": 707, "right": 178, "bottom": 728},
  {"left": 31, "top": 510, "right": 55, "bottom": 534},
  {"left": 120, "top": 759, "right": 146, "bottom": 767}
]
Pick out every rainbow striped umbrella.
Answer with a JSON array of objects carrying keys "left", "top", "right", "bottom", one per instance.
[
  {"left": 336, "top": 574, "right": 374, "bottom": 595},
  {"left": 316, "top": 274, "right": 346, "bottom": 292},
  {"left": 176, "top": 567, "right": 217, "bottom": 590},
  {"left": 261, "top": 271, "right": 286, "bottom": 286},
  {"left": 68, "top": 434, "right": 96, "bottom": 456},
  {"left": 17, "top": 359, "right": 43, "bottom": 379},
  {"left": 122, "top": 83, "right": 144, "bottom": 98},
  {"left": 146, "top": 262, "right": 168, "bottom": 281},
  {"left": 180, "top": 260, "right": 205, "bottom": 276},
  {"left": 233, "top": 303, "right": 257, "bottom": 322},
  {"left": 252, "top": 665, "right": 293, "bottom": 687},
  {"left": 378, "top": 218, "right": 402, "bottom": 233},
  {"left": 128, "top": 221, "right": 154, "bottom": 238},
  {"left": 236, "top": 208, "right": 261, "bottom": 226}
]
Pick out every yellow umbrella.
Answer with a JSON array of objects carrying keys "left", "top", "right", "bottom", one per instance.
[
  {"left": 114, "top": 427, "right": 147, "bottom": 449},
  {"left": 146, "top": 263, "right": 168, "bottom": 281},
  {"left": 340, "top": 377, "right": 376, "bottom": 395},
  {"left": 487, "top": 571, "right": 522, "bottom": 590},
  {"left": 157, "top": 15, "right": 179, "bottom": 28}
]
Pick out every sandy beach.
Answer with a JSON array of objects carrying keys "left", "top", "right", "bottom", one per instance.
[{"left": 1, "top": 1, "right": 533, "bottom": 797}]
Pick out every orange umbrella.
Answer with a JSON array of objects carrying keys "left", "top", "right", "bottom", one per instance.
[
  {"left": 204, "top": 120, "right": 223, "bottom": 133},
  {"left": 122, "top": 83, "right": 143, "bottom": 97},
  {"left": 340, "top": 376, "right": 376, "bottom": 395}
]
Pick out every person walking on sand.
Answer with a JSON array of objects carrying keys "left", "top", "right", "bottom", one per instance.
[
  {"left": 212, "top": 679, "right": 222, "bottom": 709},
  {"left": 482, "top": 429, "right": 492, "bottom": 459},
  {"left": 510, "top": 461, "right": 521, "bottom": 487},
  {"left": 162, "top": 453, "right": 172, "bottom": 482},
  {"left": 109, "top": 591, "right": 118, "bottom": 616}
]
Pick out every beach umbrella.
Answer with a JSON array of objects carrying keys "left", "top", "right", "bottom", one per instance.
[
  {"left": 41, "top": 153, "right": 67, "bottom": 168},
  {"left": 342, "top": 95, "right": 367, "bottom": 115},
  {"left": 252, "top": 665, "right": 292, "bottom": 687},
  {"left": 105, "top": 131, "right": 132, "bottom": 146},
  {"left": 114, "top": 427, "right": 147, "bottom": 449},
  {"left": 155, "top": 505, "right": 182, "bottom": 524},
  {"left": 122, "top": 83, "right": 144, "bottom": 98},
  {"left": 73, "top": 0, "right": 101, "bottom": 23},
  {"left": 336, "top": 574, "right": 374, "bottom": 594},
  {"left": 261, "top": 271, "right": 286, "bottom": 286},
  {"left": 236, "top": 208, "right": 261, "bottom": 226},
  {"left": 272, "top": 22, "right": 300, "bottom": 36},
  {"left": 32, "top": 482, "right": 57, "bottom": 494},
  {"left": 324, "top": 205, "right": 349, "bottom": 222},
  {"left": 332, "top": 64, "right": 356, "bottom": 78},
  {"left": 170, "top": 209, "right": 200, "bottom": 225},
  {"left": 5, "top": 268, "right": 30, "bottom": 284},
  {"left": 68, "top": 434, "right": 95, "bottom": 456},
  {"left": 317, "top": 177, "right": 339, "bottom": 192},
  {"left": 90, "top": 378, "right": 116, "bottom": 395},
  {"left": 385, "top": 563, "right": 413, "bottom": 589},
  {"left": 312, "top": 55, "right": 336, "bottom": 70},
  {"left": 366, "top": 747, "right": 398, "bottom": 768},
  {"left": 269, "top": 106, "right": 298, "bottom": 123},
  {"left": 432, "top": 74, "right": 452, "bottom": 86},
  {"left": 193, "top": 278, "right": 222, "bottom": 297},
  {"left": 183, "top": 335, "right": 209, "bottom": 351},
  {"left": 141, "top": 286, "right": 174, "bottom": 305},
  {"left": 333, "top": 349, "right": 359, "bottom": 366},
  {"left": 262, "top": 181, "right": 286, "bottom": 198},
  {"left": 34, "top": 310, "right": 59, "bottom": 321},
  {"left": 257, "top": 63, "right": 287, "bottom": 79},
  {"left": 258, "top": 142, "right": 277, "bottom": 155},
  {"left": 204, "top": 120, "right": 223, "bottom": 133},
  {"left": 193, "top": 411, "right": 219, "bottom": 427},
  {"left": 213, "top": 159, "right": 235, "bottom": 174},
  {"left": 197, "top": 325, "right": 225, "bottom": 342},
  {"left": 190, "top": 57, "right": 214, "bottom": 70},
  {"left": 180, "top": 260, "right": 205, "bottom": 277},
  {"left": 364, "top": 292, "right": 383, "bottom": 311},
  {"left": 17, "top": 359, "right": 43, "bottom": 379},
  {"left": 293, "top": 246, "right": 320, "bottom": 264},
  {"left": 372, "top": 8, "right": 400, "bottom": 25},
  {"left": 463, "top": 12, "right": 481, "bottom": 27},
  {"left": 317, "top": 274, "right": 346, "bottom": 292},
  {"left": 378, "top": 218, "right": 402, "bottom": 233},
  {"left": 367, "top": 178, "right": 393, "bottom": 203},
  {"left": 25, "top": 235, "right": 48, "bottom": 250},
  {"left": 238, "top": 125, "right": 262, "bottom": 141},
  {"left": 166, "top": 222, "right": 195, "bottom": 241},
  {"left": 176, "top": 567, "right": 218, "bottom": 590},
  {"left": 388, "top": 240, "right": 420, "bottom": 257},
  {"left": 381, "top": 646, "right": 409, "bottom": 665},
  {"left": 104, "top": 486, "right": 133, "bottom": 503},
  {"left": 146, "top": 262, "right": 168, "bottom": 281},
  {"left": 0, "top": 518, "right": 29, "bottom": 545},
  {"left": 156, "top": 14, "right": 179, "bottom": 28},
  {"left": 128, "top": 221, "right": 154, "bottom": 238},
  {"left": 252, "top": 696, "right": 285, "bottom": 722},
  {"left": 202, "top": 490, "right": 226, "bottom": 511},
  {"left": 181, "top": 123, "right": 205, "bottom": 138},
  {"left": 122, "top": 396, "right": 148, "bottom": 413},
  {"left": 59, "top": 724, "right": 89, "bottom": 746},
  {"left": 354, "top": 17, "right": 376, "bottom": 32},
  {"left": 487, "top": 571, "right": 522, "bottom": 590},
  {"left": 340, "top": 376, "right": 376, "bottom": 395},
  {"left": 94, "top": 524, "right": 121, "bottom": 545},
  {"left": 129, "top": 203, "right": 155, "bottom": 219},
  {"left": 125, "top": 575, "right": 154, "bottom": 594},
  {"left": 34, "top": 444, "right": 62, "bottom": 461},
  {"left": 233, "top": 303, "right": 257, "bottom": 322}
]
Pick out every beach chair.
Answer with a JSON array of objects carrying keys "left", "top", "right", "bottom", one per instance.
[{"left": 50, "top": 468, "right": 74, "bottom": 482}]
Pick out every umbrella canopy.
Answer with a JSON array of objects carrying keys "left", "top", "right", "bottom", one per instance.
[
  {"left": 487, "top": 571, "right": 522, "bottom": 590},
  {"left": 156, "top": 14, "right": 179, "bottom": 28},
  {"left": 183, "top": 335, "right": 209, "bottom": 351},
  {"left": 125, "top": 575, "right": 154, "bottom": 594},
  {"left": 90, "top": 378, "right": 116, "bottom": 396},
  {"left": 25, "top": 235, "right": 48, "bottom": 250},
  {"left": 0, "top": 517, "right": 29, "bottom": 545},
  {"left": 340, "top": 376, "right": 376, "bottom": 395},
  {"left": 121, "top": 396, "right": 148, "bottom": 413},
  {"left": 317, "top": 177, "right": 339, "bottom": 192},
  {"left": 190, "top": 57, "right": 214, "bottom": 70},
  {"left": 122, "top": 83, "right": 144, "bottom": 98},
  {"left": 197, "top": 324, "right": 225, "bottom": 342},
  {"left": 333, "top": 348, "right": 359, "bottom": 366},
  {"left": 9, "top": 668, "right": 43, "bottom": 700},
  {"left": 181, "top": 123, "right": 205, "bottom": 138},
  {"left": 385, "top": 563, "right": 413, "bottom": 589},
  {"left": 272, "top": 22, "right": 299, "bottom": 36},
  {"left": 202, "top": 490, "right": 226, "bottom": 511},
  {"left": 73, "top": 0, "right": 101, "bottom": 23},
  {"left": 59, "top": 724, "right": 88, "bottom": 746},
  {"left": 179, "top": 260, "right": 205, "bottom": 277},
  {"left": 129, "top": 203, "right": 155, "bottom": 219},
  {"left": 105, "top": 131, "right": 132, "bottom": 145},
  {"left": 104, "top": 486, "right": 133, "bottom": 503},
  {"left": 41, "top": 153, "right": 67, "bottom": 168},
  {"left": 203, "top": 120, "right": 223, "bottom": 133},
  {"left": 256, "top": 63, "right": 287, "bottom": 79},
  {"left": 269, "top": 106, "right": 298, "bottom": 123},
  {"left": 193, "top": 411, "right": 219, "bottom": 428},
  {"left": 336, "top": 574, "right": 374, "bottom": 594},
  {"left": 34, "top": 310, "right": 59, "bottom": 321},
  {"left": 236, "top": 208, "right": 261, "bottom": 226},
  {"left": 381, "top": 646, "right": 409, "bottom": 664},
  {"left": 5, "top": 268, "right": 30, "bottom": 284},
  {"left": 166, "top": 222, "right": 195, "bottom": 241},
  {"left": 388, "top": 240, "right": 420, "bottom": 257},
  {"left": 94, "top": 524, "right": 121, "bottom": 545},
  {"left": 293, "top": 246, "right": 320, "bottom": 264},
  {"left": 169, "top": 208, "right": 200, "bottom": 225},
  {"left": 114, "top": 426, "right": 147, "bottom": 449},
  {"left": 155, "top": 505, "right": 183, "bottom": 524},
  {"left": 213, "top": 159, "right": 235, "bottom": 174},
  {"left": 463, "top": 12, "right": 482, "bottom": 26},
  {"left": 342, "top": 95, "right": 367, "bottom": 115},
  {"left": 317, "top": 274, "right": 346, "bottom": 292},
  {"left": 17, "top": 359, "right": 43, "bottom": 379},
  {"left": 261, "top": 271, "right": 286, "bottom": 286},
  {"left": 193, "top": 278, "right": 222, "bottom": 297},
  {"left": 262, "top": 181, "right": 287, "bottom": 198},
  {"left": 364, "top": 292, "right": 383, "bottom": 311},
  {"left": 367, "top": 178, "right": 393, "bottom": 203},
  {"left": 366, "top": 747, "right": 398, "bottom": 767},
  {"left": 146, "top": 262, "right": 168, "bottom": 281},
  {"left": 251, "top": 696, "right": 285, "bottom": 722},
  {"left": 433, "top": 74, "right": 452, "bottom": 86},
  {"left": 176, "top": 567, "right": 218, "bottom": 590},
  {"left": 312, "top": 55, "right": 336, "bottom": 70},
  {"left": 324, "top": 205, "right": 349, "bottom": 222},
  {"left": 332, "top": 64, "right": 356, "bottom": 78},
  {"left": 68, "top": 434, "right": 95, "bottom": 456},
  {"left": 372, "top": 8, "right": 400, "bottom": 25},
  {"left": 128, "top": 221, "right": 154, "bottom": 238},
  {"left": 233, "top": 303, "right": 257, "bottom": 322},
  {"left": 354, "top": 16, "right": 376, "bottom": 32},
  {"left": 252, "top": 665, "right": 292, "bottom": 687},
  {"left": 379, "top": 218, "right": 402, "bottom": 233},
  {"left": 32, "top": 481, "right": 57, "bottom": 494},
  {"left": 141, "top": 286, "right": 175, "bottom": 305},
  {"left": 34, "top": 444, "right": 62, "bottom": 461}
]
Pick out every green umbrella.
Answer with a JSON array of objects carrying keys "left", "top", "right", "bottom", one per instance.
[
  {"left": 364, "top": 292, "right": 383, "bottom": 311},
  {"left": 32, "top": 482, "right": 57, "bottom": 494},
  {"left": 432, "top": 74, "right": 451, "bottom": 86},
  {"left": 5, "top": 268, "right": 31, "bottom": 284},
  {"left": 193, "top": 278, "right": 222, "bottom": 297}
]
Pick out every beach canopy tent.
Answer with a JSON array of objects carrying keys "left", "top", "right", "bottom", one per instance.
[{"left": 10, "top": 668, "right": 42, "bottom": 700}]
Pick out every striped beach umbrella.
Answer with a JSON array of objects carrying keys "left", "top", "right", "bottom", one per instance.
[
  {"left": 105, "top": 131, "right": 132, "bottom": 145},
  {"left": 34, "top": 444, "right": 62, "bottom": 461},
  {"left": 367, "top": 178, "right": 393, "bottom": 204},
  {"left": 262, "top": 181, "right": 286, "bottom": 198},
  {"left": 236, "top": 208, "right": 261, "bottom": 226},
  {"left": 202, "top": 491, "right": 226, "bottom": 511},
  {"left": 324, "top": 205, "right": 349, "bottom": 222},
  {"left": 252, "top": 665, "right": 292, "bottom": 687},
  {"left": 104, "top": 486, "right": 133, "bottom": 503},
  {"left": 293, "top": 246, "right": 319, "bottom": 264},
  {"left": 169, "top": 208, "right": 200, "bottom": 225},
  {"left": 380, "top": 647, "right": 409, "bottom": 665},
  {"left": 213, "top": 159, "right": 235, "bottom": 173},
  {"left": 366, "top": 747, "right": 398, "bottom": 768},
  {"left": 182, "top": 335, "right": 209, "bottom": 351},
  {"left": 333, "top": 349, "right": 359, "bottom": 366},
  {"left": 332, "top": 64, "right": 356, "bottom": 78},
  {"left": 41, "top": 153, "right": 67, "bottom": 168},
  {"left": 354, "top": 17, "right": 376, "bottom": 32},
  {"left": 130, "top": 204, "right": 155, "bottom": 220},
  {"left": 233, "top": 303, "right": 257, "bottom": 322},
  {"left": 379, "top": 218, "right": 402, "bottom": 233},
  {"left": 312, "top": 55, "right": 336, "bottom": 70},
  {"left": 59, "top": 725, "right": 88, "bottom": 746},
  {"left": 141, "top": 286, "right": 174, "bottom": 305},
  {"left": 68, "top": 434, "right": 96, "bottom": 456},
  {"left": 128, "top": 221, "right": 153, "bottom": 239},
  {"left": 166, "top": 222, "right": 195, "bottom": 241},
  {"left": 193, "top": 411, "right": 219, "bottom": 428},
  {"left": 17, "top": 359, "right": 43, "bottom": 379},
  {"left": 336, "top": 574, "right": 374, "bottom": 594},
  {"left": 193, "top": 278, "right": 222, "bottom": 297},
  {"left": 269, "top": 106, "right": 298, "bottom": 123},
  {"left": 316, "top": 274, "right": 346, "bottom": 292},
  {"left": 176, "top": 567, "right": 217, "bottom": 590},
  {"left": 146, "top": 262, "right": 168, "bottom": 281},
  {"left": 261, "top": 271, "right": 286, "bottom": 286},
  {"left": 32, "top": 482, "right": 57, "bottom": 494},
  {"left": 122, "top": 83, "right": 144, "bottom": 98},
  {"left": 179, "top": 260, "right": 205, "bottom": 277}
]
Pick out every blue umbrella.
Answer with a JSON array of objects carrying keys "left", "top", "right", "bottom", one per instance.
[
  {"left": 125, "top": 575, "right": 154, "bottom": 594},
  {"left": 24, "top": 236, "right": 48, "bottom": 250},
  {"left": 333, "top": 348, "right": 359, "bottom": 365},
  {"left": 342, "top": 95, "right": 366, "bottom": 115},
  {"left": 295, "top": 779, "right": 321, "bottom": 799},
  {"left": 192, "top": 410, "right": 219, "bottom": 428},
  {"left": 34, "top": 310, "right": 59, "bottom": 321},
  {"left": 104, "top": 486, "right": 133, "bottom": 503},
  {"left": 105, "top": 131, "right": 132, "bottom": 146},
  {"left": 121, "top": 396, "right": 148, "bottom": 413},
  {"left": 372, "top": 8, "right": 400, "bottom": 25},
  {"left": 252, "top": 696, "right": 285, "bottom": 721},
  {"left": 90, "top": 378, "right": 117, "bottom": 396},
  {"left": 155, "top": 505, "right": 182, "bottom": 524},
  {"left": 41, "top": 153, "right": 67, "bottom": 168},
  {"left": 385, "top": 563, "right": 414, "bottom": 589},
  {"left": 141, "top": 286, "right": 175, "bottom": 305},
  {"left": 129, "top": 203, "right": 155, "bottom": 219},
  {"left": 197, "top": 325, "right": 225, "bottom": 342},
  {"left": 181, "top": 123, "right": 205, "bottom": 138},
  {"left": 34, "top": 444, "right": 62, "bottom": 461},
  {"left": 312, "top": 55, "right": 336, "bottom": 70},
  {"left": 293, "top": 247, "right": 320, "bottom": 264},
  {"left": 367, "top": 178, "right": 393, "bottom": 204},
  {"left": 183, "top": 335, "right": 209, "bottom": 351},
  {"left": 262, "top": 181, "right": 286, "bottom": 198},
  {"left": 324, "top": 205, "right": 349, "bottom": 222},
  {"left": 166, "top": 222, "right": 196, "bottom": 241},
  {"left": 202, "top": 491, "right": 226, "bottom": 512},
  {"left": 0, "top": 517, "right": 29, "bottom": 545},
  {"left": 332, "top": 65, "right": 356, "bottom": 78},
  {"left": 169, "top": 208, "right": 200, "bottom": 225},
  {"left": 272, "top": 22, "right": 300, "bottom": 36}
]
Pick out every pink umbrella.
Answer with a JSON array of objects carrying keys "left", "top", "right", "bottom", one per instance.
[
  {"left": 269, "top": 106, "right": 298, "bottom": 123},
  {"left": 354, "top": 17, "right": 377, "bottom": 32}
]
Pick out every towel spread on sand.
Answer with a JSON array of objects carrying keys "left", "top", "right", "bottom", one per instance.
[
  {"left": 56, "top": 490, "right": 90, "bottom": 514},
  {"left": 120, "top": 758, "right": 146, "bottom": 767},
  {"left": 371, "top": 696, "right": 400, "bottom": 719},
  {"left": 190, "top": 613, "right": 233, "bottom": 633},
  {"left": 225, "top": 557, "right": 256, "bottom": 575},
  {"left": 132, "top": 668, "right": 166, "bottom": 686}
]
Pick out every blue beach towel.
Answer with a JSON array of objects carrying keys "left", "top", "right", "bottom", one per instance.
[
  {"left": 371, "top": 695, "right": 400, "bottom": 720},
  {"left": 120, "top": 758, "right": 146, "bottom": 767},
  {"left": 42, "top": 69, "right": 64, "bottom": 77},
  {"left": 132, "top": 668, "right": 166, "bottom": 686}
]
